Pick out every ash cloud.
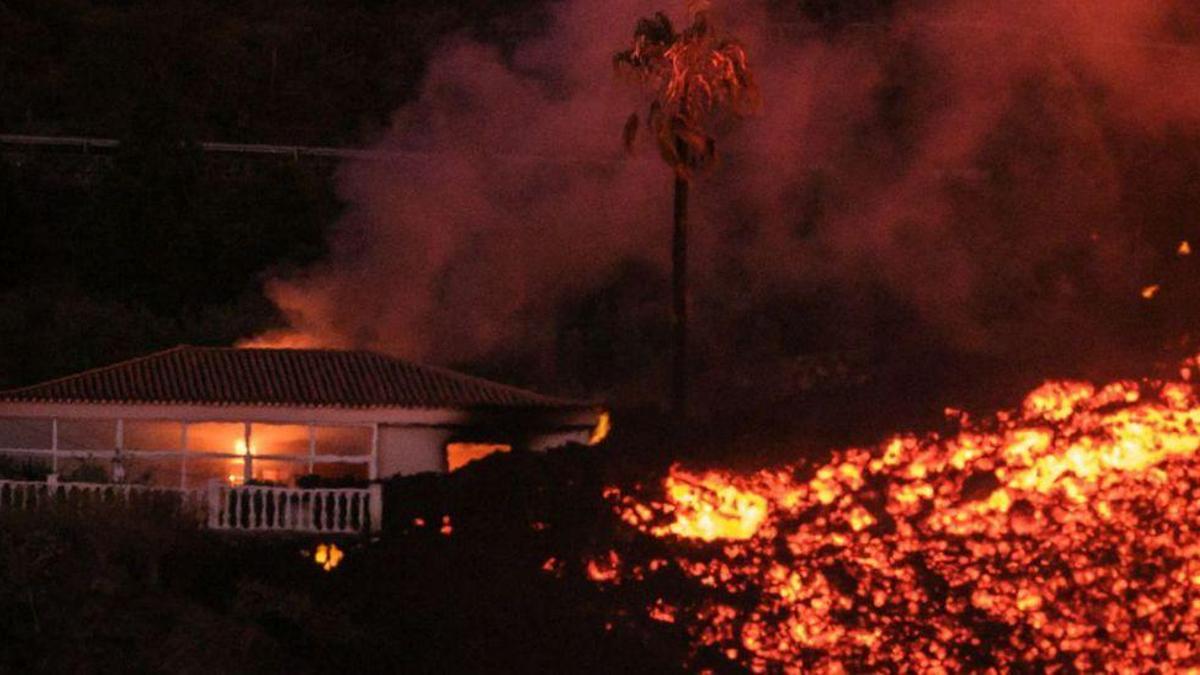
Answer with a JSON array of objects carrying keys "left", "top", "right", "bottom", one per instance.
[{"left": 265, "top": 0, "right": 1200, "bottom": 403}]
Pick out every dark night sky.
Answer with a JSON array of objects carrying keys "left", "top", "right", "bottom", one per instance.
[{"left": 0, "top": 0, "right": 553, "bottom": 385}]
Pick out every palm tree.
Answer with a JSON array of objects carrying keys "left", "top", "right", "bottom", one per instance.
[{"left": 615, "top": 2, "right": 759, "bottom": 419}]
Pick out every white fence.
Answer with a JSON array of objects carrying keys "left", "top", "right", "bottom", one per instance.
[
  {"left": 205, "top": 482, "right": 380, "bottom": 534},
  {"left": 0, "top": 478, "right": 381, "bottom": 534},
  {"left": 0, "top": 477, "right": 195, "bottom": 515}
]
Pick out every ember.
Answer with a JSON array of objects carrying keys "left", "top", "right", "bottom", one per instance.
[
  {"left": 312, "top": 543, "right": 343, "bottom": 572},
  {"left": 602, "top": 357, "right": 1200, "bottom": 671}
]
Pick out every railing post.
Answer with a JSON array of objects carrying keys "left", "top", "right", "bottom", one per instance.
[
  {"left": 243, "top": 423, "right": 253, "bottom": 485},
  {"left": 51, "top": 418, "right": 59, "bottom": 474},
  {"left": 368, "top": 483, "right": 383, "bottom": 534},
  {"left": 180, "top": 422, "right": 189, "bottom": 490},
  {"left": 0, "top": 478, "right": 382, "bottom": 536},
  {"left": 313, "top": 492, "right": 322, "bottom": 531},
  {"left": 206, "top": 479, "right": 221, "bottom": 529},
  {"left": 369, "top": 424, "right": 379, "bottom": 481}
]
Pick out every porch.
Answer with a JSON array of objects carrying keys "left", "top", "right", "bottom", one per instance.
[
  {"left": 0, "top": 476, "right": 381, "bottom": 534},
  {"left": 0, "top": 414, "right": 380, "bottom": 489}
]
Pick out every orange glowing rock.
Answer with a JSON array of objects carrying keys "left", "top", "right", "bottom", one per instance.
[
  {"left": 600, "top": 354, "right": 1200, "bottom": 671},
  {"left": 649, "top": 599, "right": 678, "bottom": 623},
  {"left": 313, "top": 543, "right": 343, "bottom": 572},
  {"left": 655, "top": 469, "right": 771, "bottom": 542},
  {"left": 586, "top": 550, "right": 621, "bottom": 583}
]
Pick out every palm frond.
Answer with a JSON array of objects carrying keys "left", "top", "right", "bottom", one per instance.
[
  {"left": 614, "top": 2, "right": 758, "bottom": 176},
  {"left": 634, "top": 12, "right": 676, "bottom": 46}
]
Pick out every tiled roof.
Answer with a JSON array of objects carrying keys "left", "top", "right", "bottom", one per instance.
[{"left": 0, "top": 346, "right": 590, "bottom": 410}]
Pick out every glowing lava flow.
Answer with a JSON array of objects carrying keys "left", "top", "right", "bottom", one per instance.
[{"left": 603, "top": 359, "right": 1200, "bottom": 672}]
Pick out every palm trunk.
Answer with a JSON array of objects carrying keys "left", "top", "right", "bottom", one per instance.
[{"left": 672, "top": 174, "right": 689, "bottom": 420}]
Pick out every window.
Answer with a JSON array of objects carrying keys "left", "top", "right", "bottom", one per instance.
[
  {"left": 310, "top": 461, "right": 368, "bottom": 483},
  {"left": 250, "top": 458, "right": 299, "bottom": 485},
  {"left": 186, "top": 422, "right": 246, "bottom": 454},
  {"left": 446, "top": 443, "right": 511, "bottom": 472},
  {"left": 0, "top": 417, "right": 377, "bottom": 488},
  {"left": 185, "top": 456, "right": 241, "bottom": 489},
  {"left": 249, "top": 424, "right": 310, "bottom": 460},
  {"left": 124, "top": 457, "right": 183, "bottom": 486},
  {"left": 186, "top": 423, "right": 247, "bottom": 485},
  {"left": 315, "top": 426, "right": 371, "bottom": 457},
  {"left": 0, "top": 418, "right": 52, "bottom": 449},
  {"left": 57, "top": 419, "right": 117, "bottom": 451},
  {"left": 124, "top": 421, "right": 183, "bottom": 452}
]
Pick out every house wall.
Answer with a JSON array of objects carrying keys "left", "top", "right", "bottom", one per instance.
[
  {"left": 375, "top": 424, "right": 596, "bottom": 478},
  {"left": 0, "top": 402, "right": 603, "bottom": 481},
  {"left": 377, "top": 426, "right": 451, "bottom": 476},
  {"left": 527, "top": 428, "right": 592, "bottom": 452}
]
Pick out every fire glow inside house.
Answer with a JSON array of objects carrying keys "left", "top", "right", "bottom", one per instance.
[{"left": 0, "top": 346, "right": 602, "bottom": 488}]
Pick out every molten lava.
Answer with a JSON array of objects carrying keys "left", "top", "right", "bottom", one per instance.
[
  {"left": 602, "top": 357, "right": 1200, "bottom": 671},
  {"left": 313, "top": 543, "right": 343, "bottom": 572}
]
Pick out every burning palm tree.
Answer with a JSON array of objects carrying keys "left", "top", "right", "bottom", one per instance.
[{"left": 615, "top": 1, "right": 759, "bottom": 419}]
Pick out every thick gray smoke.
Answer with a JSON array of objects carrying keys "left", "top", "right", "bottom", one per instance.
[{"left": 263, "top": 0, "right": 1200, "bottom": 398}]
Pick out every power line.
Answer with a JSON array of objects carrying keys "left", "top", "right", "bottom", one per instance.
[
  {"left": 767, "top": 19, "right": 1200, "bottom": 55},
  {"left": 0, "top": 133, "right": 633, "bottom": 167}
]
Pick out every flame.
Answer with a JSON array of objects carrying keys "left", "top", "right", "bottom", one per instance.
[
  {"left": 603, "top": 358, "right": 1200, "bottom": 671},
  {"left": 228, "top": 438, "right": 251, "bottom": 485},
  {"left": 1180, "top": 240, "right": 1192, "bottom": 256},
  {"left": 1142, "top": 284, "right": 1161, "bottom": 299},
  {"left": 589, "top": 411, "right": 612, "bottom": 446},
  {"left": 313, "top": 543, "right": 343, "bottom": 572},
  {"left": 236, "top": 329, "right": 325, "bottom": 350}
]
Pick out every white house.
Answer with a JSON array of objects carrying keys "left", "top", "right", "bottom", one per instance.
[{"left": 0, "top": 345, "right": 605, "bottom": 490}]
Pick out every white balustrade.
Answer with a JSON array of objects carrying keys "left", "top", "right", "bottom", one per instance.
[
  {"left": 0, "top": 477, "right": 196, "bottom": 513},
  {"left": 0, "top": 478, "right": 381, "bottom": 534},
  {"left": 204, "top": 482, "right": 380, "bottom": 533}
]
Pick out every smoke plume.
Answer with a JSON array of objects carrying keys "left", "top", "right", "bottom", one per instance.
[{"left": 263, "top": 0, "right": 1200, "bottom": 404}]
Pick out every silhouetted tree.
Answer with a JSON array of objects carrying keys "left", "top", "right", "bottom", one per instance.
[{"left": 615, "top": 1, "right": 759, "bottom": 419}]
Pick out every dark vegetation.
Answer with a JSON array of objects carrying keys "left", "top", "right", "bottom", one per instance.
[{"left": 0, "top": 445, "right": 689, "bottom": 674}]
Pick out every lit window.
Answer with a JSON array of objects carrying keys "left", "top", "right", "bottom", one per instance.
[{"left": 446, "top": 442, "right": 512, "bottom": 472}]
